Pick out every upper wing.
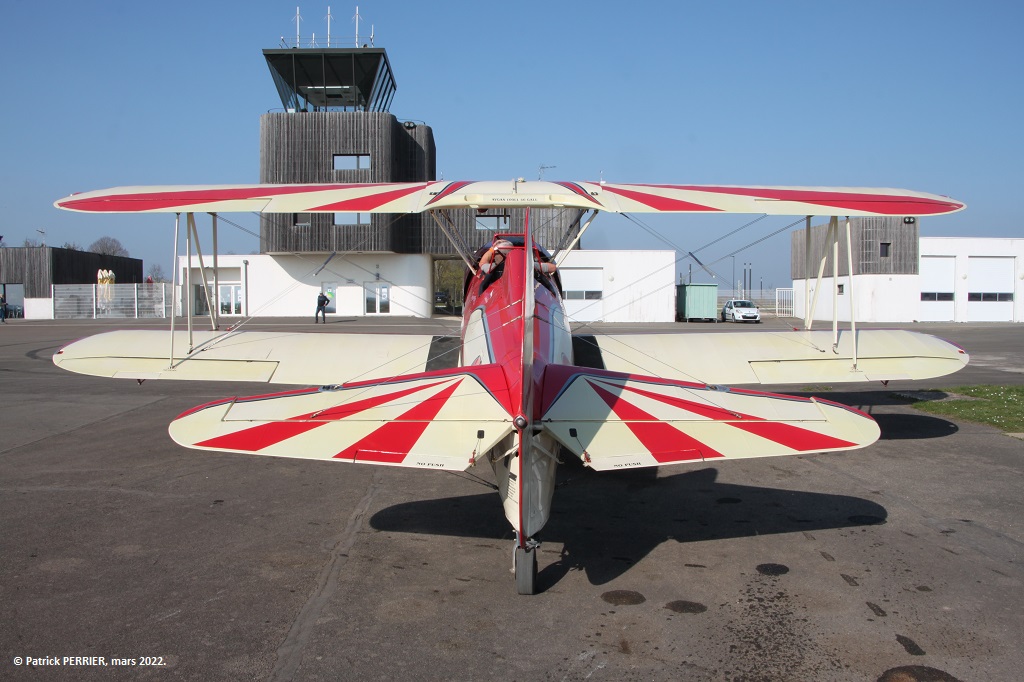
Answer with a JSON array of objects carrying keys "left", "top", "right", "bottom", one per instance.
[
  {"left": 541, "top": 365, "right": 879, "bottom": 471},
  {"left": 53, "top": 330, "right": 458, "bottom": 385},
  {"left": 55, "top": 181, "right": 965, "bottom": 217},
  {"left": 168, "top": 365, "right": 514, "bottom": 471},
  {"left": 574, "top": 329, "right": 969, "bottom": 386}
]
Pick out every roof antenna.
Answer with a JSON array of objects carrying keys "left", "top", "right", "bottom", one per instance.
[
  {"left": 370, "top": 24, "right": 374, "bottom": 46},
  {"left": 325, "top": 6, "right": 332, "bottom": 47},
  {"left": 293, "top": 6, "right": 302, "bottom": 47},
  {"left": 538, "top": 164, "right": 556, "bottom": 180},
  {"left": 353, "top": 5, "right": 360, "bottom": 47}
]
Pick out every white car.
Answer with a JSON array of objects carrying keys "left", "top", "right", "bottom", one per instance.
[{"left": 721, "top": 299, "right": 760, "bottom": 323}]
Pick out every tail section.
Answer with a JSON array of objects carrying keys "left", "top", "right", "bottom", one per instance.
[
  {"left": 540, "top": 365, "right": 878, "bottom": 471},
  {"left": 169, "top": 365, "right": 514, "bottom": 470}
]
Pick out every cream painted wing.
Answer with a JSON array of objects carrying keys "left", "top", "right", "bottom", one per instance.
[
  {"left": 55, "top": 181, "right": 965, "bottom": 217},
  {"left": 574, "top": 329, "right": 968, "bottom": 386},
  {"left": 53, "top": 330, "right": 458, "bottom": 385},
  {"left": 541, "top": 365, "right": 879, "bottom": 472}
]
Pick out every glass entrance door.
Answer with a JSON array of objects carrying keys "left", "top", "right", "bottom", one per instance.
[
  {"left": 219, "top": 284, "right": 243, "bottom": 315},
  {"left": 363, "top": 282, "right": 390, "bottom": 314}
]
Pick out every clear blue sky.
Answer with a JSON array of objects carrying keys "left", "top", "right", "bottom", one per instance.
[{"left": 1, "top": 1, "right": 1020, "bottom": 289}]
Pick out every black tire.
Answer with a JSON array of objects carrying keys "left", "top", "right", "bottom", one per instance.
[{"left": 515, "top": 546, "right": 537, "bottom": 595}]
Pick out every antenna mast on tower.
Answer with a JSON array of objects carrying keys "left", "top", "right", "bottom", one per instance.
[
  {"left": 293, "top": 6, "right": 302, "bottom": 46},
  {"left": 325, "top": 6, "right": 332, "bottom": 46},
  {"left": 353, "top": 6, "right": 360, "bottom": 47}
]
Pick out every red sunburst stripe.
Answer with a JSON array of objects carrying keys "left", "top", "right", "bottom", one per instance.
[
  {"left": 193, "top": 379, "right": 453, "bottom": 452},
  {"left": 599, "top": 185, "right": 721, "bottom": 212},
  {"left": 587, "top": 380, "right": 721, "bottom": 462},
  {"left": 307, "top": 183, "right": 430, "bottom": 211},
  {"left": 631, "top": 184, "right": 963, "bottom": 215},
  {"left": 599, "top": 380, "right": 855, "bottom": 451},
  {"left": 58, "top": 184, "right": 375, "bottom": 213},
  {"left": 552, "top": 182, "right": 602, "bottom": 205},
  {"left": 425, "top": 181, "right": 474, "bottom": 205},
  {"left": 336, "top": 379, "right": 463, "bottom": 463},
  {"left": 729, "top": 421, "right": 855, "bottom": 451}
]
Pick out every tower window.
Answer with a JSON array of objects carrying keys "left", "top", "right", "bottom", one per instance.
[
  {"left": 333, "top": 154, "right": 371, "bottom": 171},
  {"left": 879, "top": 242, "right": 892, "bottom": 257}
]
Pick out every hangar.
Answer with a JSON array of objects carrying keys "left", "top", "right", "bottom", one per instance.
[{"left": 791, "top": 218, "right": 1021, "bottom": 323}]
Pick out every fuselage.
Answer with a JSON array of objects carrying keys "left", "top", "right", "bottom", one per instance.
[{"left": 458, "top": 228, "right": 571, "bottom": 544}]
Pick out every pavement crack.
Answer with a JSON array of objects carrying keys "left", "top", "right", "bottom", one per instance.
[{"left": 271, "top": 468, "right": 384, "bottom": 682}]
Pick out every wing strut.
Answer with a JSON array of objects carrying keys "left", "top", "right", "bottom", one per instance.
[
  {"left": 187, "top": 213, "right": 219, "bottom": 334},
  {"left": 553, "top": 209, "right": 598, "bottom": 266},
  {"left": 804, "top": 215, "right": 860, "bottom": 372},
  {"left": 169, "top": 213, "right": 180, "bottom": 370},
  {"left": 166, "top": 211, "right": 229, "bottom": 370},
  {"left": 428, "top": 209, "right": 479, "bottom": 275},
  {"left": 844, "top": 217, "right": 858, "bottom": 369}
]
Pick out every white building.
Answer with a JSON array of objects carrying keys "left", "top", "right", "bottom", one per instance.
[
  {"left": 792, "top": 235, "right": 1023, "bottom": 323},
  {"left": 178, "top": 249, "right": 676, "bottom": 322}
]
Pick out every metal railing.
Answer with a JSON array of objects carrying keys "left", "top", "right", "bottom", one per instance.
[
  {"left": 713, "top": 289, "right": 796, "bottom": 318},
  {"left": 53, "top": 283, "right": 172, "bottom": 319}
]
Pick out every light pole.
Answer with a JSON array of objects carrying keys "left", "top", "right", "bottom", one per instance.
[{"left": 731, "top": 256, "right": 736, "bottom": 298}]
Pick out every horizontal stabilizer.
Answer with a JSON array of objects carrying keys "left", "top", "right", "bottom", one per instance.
[
  {"left": 53, "top": 330, "right": 458, "bottom": 385},
  {"left": 541, "top": 365, "right": 879, "bottom": 471},
  {"left": 574, "top": 329, "right": 968, "bottom": 386},
  {"left": 168, "top": 366, "right": 514, "bottom": 470}
]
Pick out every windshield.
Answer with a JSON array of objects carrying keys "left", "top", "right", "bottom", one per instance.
[{"left": 734, "top": 300, "right": 755, "bottom": 307}]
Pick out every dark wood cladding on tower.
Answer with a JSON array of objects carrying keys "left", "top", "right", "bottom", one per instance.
[
  {"left": 258, "top": 112, "right": 580, "bottom": 256},
  {"left": 790, "top": 216, "right": 920, "bottom": 279},
  {"left": 259, "top": 111, "right": 435, "bottom": 253},
  {"left": 0, "top": 247, "right": 142, "bottom": 298}
]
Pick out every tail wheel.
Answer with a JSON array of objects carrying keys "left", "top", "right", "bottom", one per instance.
[{"left": 514, "top": 545, "right": 537, "bottom": 595}]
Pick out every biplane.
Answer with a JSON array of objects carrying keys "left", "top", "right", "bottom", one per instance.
[{"left": 53, "top": 181, "right": 967, "bottom": 593}]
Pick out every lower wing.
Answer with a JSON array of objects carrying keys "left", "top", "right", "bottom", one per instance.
[
  {"left": 541, "top": 365, "right": 879, "bottom": 471},
  {"left": 573, "top": 329, "right": 968, "bottom": 385},
  {"left": 53, "top": 330, "right": 459, "bottom": 385},
  {"left": 168, "top": 365, "right": 514, "bottom": 470}
]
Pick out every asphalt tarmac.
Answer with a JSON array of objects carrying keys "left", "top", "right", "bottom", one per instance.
[{"left": 1, "top": 316, "right": 1022, "bottom": 681}]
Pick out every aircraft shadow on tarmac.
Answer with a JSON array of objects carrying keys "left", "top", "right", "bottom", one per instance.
[
  {"left": 370, "top": 466, "right": 888, "bottom": 590},
  {"left": 786, "top": 390, "right": 960, "bottom": 441}
]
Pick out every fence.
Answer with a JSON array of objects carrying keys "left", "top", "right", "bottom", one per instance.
[
  {"left": 712, "top": 288, "right": 796, "bottom": 318},
  {"left": 53, "top": 283, "right": 173, "bottom": 319}
]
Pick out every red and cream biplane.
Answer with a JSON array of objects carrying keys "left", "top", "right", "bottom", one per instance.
[{"left": 53, "top": 181, "right": 967, "bottom": 593}]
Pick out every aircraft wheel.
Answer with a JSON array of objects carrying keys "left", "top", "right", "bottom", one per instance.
[{"left": 514, "top": 545, "right": 537, "bottom": 595}]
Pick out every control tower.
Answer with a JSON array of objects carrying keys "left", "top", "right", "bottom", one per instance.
[
  {"left": 259, "top": 34, "right": 579, "bottom": 258},
  {"left": 260, "top": 43, "right": 436, "bottom": 253}
]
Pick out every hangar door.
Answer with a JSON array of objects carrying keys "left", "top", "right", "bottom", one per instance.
[
  {"left": 967, "top": 257, "right": 1014, "bottom": 322},
  {"left": 560, "top": 268, "right": 603, "bottom": 322},
  {"left": 919, "top": 256, "right": 955, "bottom": 321}
]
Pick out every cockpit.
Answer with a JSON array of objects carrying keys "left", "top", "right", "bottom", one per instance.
[{"left": 466, "top": 235, "right": 561, "bottom": 297}]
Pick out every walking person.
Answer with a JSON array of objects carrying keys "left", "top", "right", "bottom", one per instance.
[
  {"left": 0, "top": 294, "right": 7, "bottom": 323},
  {"left": 315, "top": 291, "right": 330, "bottom": 323}
]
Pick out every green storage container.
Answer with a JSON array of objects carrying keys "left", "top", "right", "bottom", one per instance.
[{"left": 676, "top": 283, "right": 718, "bottom": 322}]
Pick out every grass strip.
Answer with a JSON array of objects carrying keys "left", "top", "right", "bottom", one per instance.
[{"left": 904, "top": 385, "right": 1024, "bottom": 433}]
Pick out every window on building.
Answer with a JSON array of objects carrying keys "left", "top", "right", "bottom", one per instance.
[
  {"left": 837, "top": 284, "right": 845, "bottom": 295},
  {"left": 921, "top": 292, "right": 954, "bottom": 301},
  {"left": 474, "top": 215, "right": 511, "bottom": 231},
  {"left": 879, "top": 242, "right": 892, "bottom": 257},
  {"left": 968, "top": 292, "right": 1014, "bottom": 302},
  {"left": 562, "top": 290, "right": 602, "bottom": 300},
  {"left": 333, "top": 154, "right": 371, "bottom": 171},
  {"left": 334, "top": 212, "right": 363, "bottom": 226},
  {"left": 294, "top": 213, "right": 312, "bottom": 228}
]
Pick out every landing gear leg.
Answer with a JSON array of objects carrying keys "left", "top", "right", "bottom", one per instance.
[{"left": 513, "top": 535, "right": 539, "bottom": 595}]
